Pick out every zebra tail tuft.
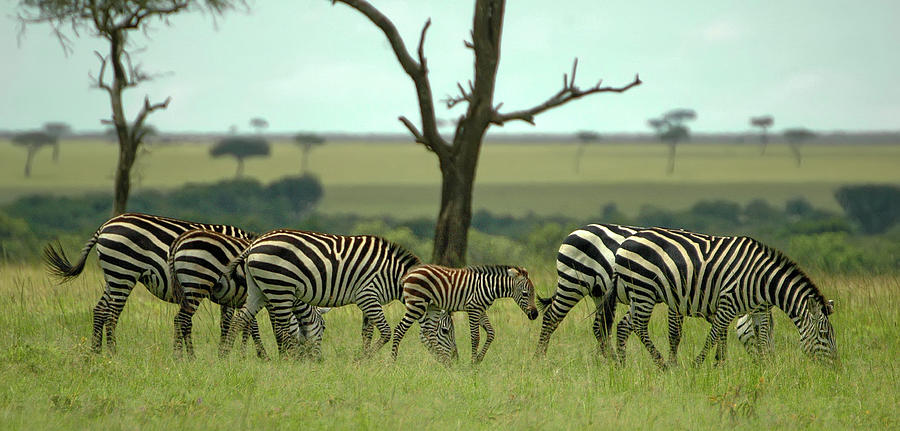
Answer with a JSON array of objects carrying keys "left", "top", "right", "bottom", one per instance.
[
  {"left": 42, "top": 233, "right": 98, "bottom": 283},
  {"left": 536, "top": 294, "right": 554, "bottom": 313},
  {"left": 168, "top": 237, "right": 185, "bottom": 306},
  {"left": 596, "top": 276, "right": 618, "bottom": 342}
]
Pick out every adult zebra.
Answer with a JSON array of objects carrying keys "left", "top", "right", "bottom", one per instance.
[
  {"left": 535, "top": 223, "right": 767, "bottom": 361},
  {"left": 169, "top": 229, "right": 327, "bottom": 359},
  {"left": 219, "top": 229, "right": 457, "bottom": 359},
  {"left": 597, "top": 227, "right": 837, "bottom": 368},
  {"left": 43, "top": 213, "right": 257, "bottom": 353},
  {"left": 392, "top": 265, "right": 539, "bottom": 364}
]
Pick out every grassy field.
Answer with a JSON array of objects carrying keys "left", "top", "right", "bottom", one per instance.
[
  {"left": 1, "top": 139, "right": 898, "bottom": 217},
  {"left": 1, "top": 264, "right": 897, "bottom": 429}
]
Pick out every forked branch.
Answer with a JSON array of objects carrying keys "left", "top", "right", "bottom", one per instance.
[{"left": 492, "top": 58, "right": 642, "bottom": 125}]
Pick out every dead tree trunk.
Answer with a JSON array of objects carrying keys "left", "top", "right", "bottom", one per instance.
[{"left": 335, "top": 0, "right": 640, "bottom": 266}]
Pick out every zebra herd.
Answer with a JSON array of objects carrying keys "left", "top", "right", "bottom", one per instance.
[{"left": 43, "top": 212, "right": 837, "bottom": 367}]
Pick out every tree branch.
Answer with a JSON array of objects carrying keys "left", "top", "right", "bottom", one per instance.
[
  {"left": 332, "top": 0, "right": 450, "bottom": 156},
  {"left": 131, "top": 96, "right": 171, "bottom": 143},
  {"left": 91, "top": 50, "right": 113, "bottom": 94},
  {"left": 492, "top": 58, "right": 642, "bottom": 125}
]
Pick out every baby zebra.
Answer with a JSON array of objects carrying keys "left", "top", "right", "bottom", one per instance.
[
  {"left": 169, "top": 229, "right": 326, "bottom": 359},
  {"left": 392, "top": 265, "right": 539, "bottom": 364}
]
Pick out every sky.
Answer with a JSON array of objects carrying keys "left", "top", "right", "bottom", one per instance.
[{"left": 2, "top": 0, "right": 899, "bottom": 135}]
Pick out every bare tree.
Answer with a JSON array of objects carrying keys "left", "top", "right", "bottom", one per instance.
[
  {"left": 649, "top": 108, "right": 696, "bottom": 175},
  {"left": 17, "top": 0, "right": 235, "bottom": 215},
  {"left": 750, "top": 115, "right": 774, "bottom": 155},
  {"left": 293, "top": 132, "right": 326, "bottom": 175},
  {"left": 574, "top": 130, "right": 600, "bottom": 173},
  {"left": 43, "top": 122, "right": 71, "bottom": 162},
  {"left": 12, "top": 131, "right": 57, "bottom": 178},
  {"left": 331, "top": 0, "right": 641, "bottom": 266},
  {"left": 250, "top": 117, "right": 269, "bottom": 134},
  {"left": 783, "top": 128, "right": 816, "bottom": 166}
]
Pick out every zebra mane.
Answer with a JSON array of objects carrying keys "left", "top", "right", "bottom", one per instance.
[
  {"left": 368, "top": 236, "right": 422, "bottom": 267},
  {"left": 464, "top": 264, "right": 520, "bottom": 275},
  {"left": 749, "top": 236, "right": 826, "bottom": 302}
]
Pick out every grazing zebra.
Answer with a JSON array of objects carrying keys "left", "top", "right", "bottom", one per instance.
[
  {"left": 597, "top": 228, "right": 837, "bottom": 368},
  {"left": 168, "top": 229, "right": 327, "bottom": 359},
  {"left": 535, "top": 223, "right": 766, "bottom": 362},
  {"left": 219, "top": 229, "right": 456, "bottom": 359},
  {"left": 43, "top": 213, "right": 253, "bottom": 353},
  {"left": 392, "top": 265, "right": 539, "bottom": 364}
]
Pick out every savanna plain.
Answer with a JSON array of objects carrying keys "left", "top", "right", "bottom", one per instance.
[{"left": 1, "top": 139, "right": 899, "bottom": 429}]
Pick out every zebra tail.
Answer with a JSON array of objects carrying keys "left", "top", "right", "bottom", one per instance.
[
  {"left": 595, "top": 275, "right": 619, "bottom": 342},
  {"left": 42, "top": 231, "right": 99, "bottom": 283},
  {"left": 220, "top": 245, "right": 251, "bottom": 288},
  {"left": 536, "top": 294, "right": 554, "bottom": 313},
  {"left": 168, "top": 234, "right": 186, "bottom": 306}
]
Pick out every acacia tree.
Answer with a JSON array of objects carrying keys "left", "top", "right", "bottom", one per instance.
[
  {"left": 43, "top": 121, "right": 71, "bottom": 162},
  {"left": 332, "top": 0, "right": 641, "bottom": 266},
  {"left": 12, "top": 131, "right": 57, "bottom": 178},
  {"left": 294, "top": 132, "right": 326, "bottom": 175},
  {"left": 210, "top": 136, "right": 271, "bottom": 178},
  {"left": 17, "top": 0, "right": 234, "bottom": 215},
  {"left": 250, "top": 117, "right": 269, "bottom": 134},
  {"left": 574, "top": 130, "right": 600, "bottom": 173},
  {"left": 648, "top": 108, "right": 696, "bottom": 175},
  {"left": 750, "top": 115, "right": 774, "bottom": 155},
  {"left": 783, "top": 128, "right": 816, "bottom": 166}
]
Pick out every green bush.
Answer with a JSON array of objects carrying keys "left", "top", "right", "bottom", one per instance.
[
  {"left": 834, "top": 184, "right": 900, "bottom": 234},
  {"left": 788, "top": 232, "right": 868, "bottom": 273}
]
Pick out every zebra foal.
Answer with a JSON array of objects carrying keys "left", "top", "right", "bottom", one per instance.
[
  {"left": 43, "top": 213, "right": 253, "bottom": 353},
  {"left": 168, "top": 229, "right": 326, "bottom": 359},
  {"left": 392, "top": 265, "right": 539, "bottom": 364},
  {"left": 598, "top": 228, "right": 837, "bottom": 368}
]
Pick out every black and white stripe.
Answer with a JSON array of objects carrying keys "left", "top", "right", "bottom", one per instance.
[
  {"left": 597, "top": 228, "right": 837, "bottom": 368},
  {"left": 536, "top": 223, "right": 766, "bottom": 362},
  {"left": 168, "top": 229, "right": 326, "bottom": 359},
  {"left": 43, "top": 212, "right": 253, "bottom": 353},
  {"left": 392, "top": 265, "right": 539, "bottom": 364},
  {"left": 220, "top": 229, "right": 456, "bottom": 358}
]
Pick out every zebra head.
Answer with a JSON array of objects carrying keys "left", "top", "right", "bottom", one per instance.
[
  {"left": 800, "top": 296, "right": 837, "bottom": 363},
  {"left": 508, "top": 267, "right": 539, "bottom": 320},
  {"left": 419, "top": 309, "right": 458, "bottom": 362}
]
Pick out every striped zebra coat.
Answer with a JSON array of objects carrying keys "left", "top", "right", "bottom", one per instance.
[
  {"left": 168, "top": 229, "right": 327, "bottom": 359},
  {"left": 220, "top": 229, "right": 456, "bottom": 358},
  {"left": 43, "top": 213, "right": 253, "bottom": 353},
  {"left": 536, "top": 223, "right": 767, "bottom": 361},
  {"left": 393, "top": 265, "right": 539, "bottom": 364},
  {"left": 598, "top": 228, "right": 837, "bottom": 368}
]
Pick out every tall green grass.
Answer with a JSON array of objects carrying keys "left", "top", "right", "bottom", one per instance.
[{"left": 1, "top": 264, "right": 897, "bottom": 429}]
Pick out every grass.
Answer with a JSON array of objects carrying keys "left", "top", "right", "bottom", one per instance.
[
  {"left": 2, "top": 139, "right": 898, "bottom": 217},
  {"left": 1, "top": 264, "right": 897, "bottom": 429}
]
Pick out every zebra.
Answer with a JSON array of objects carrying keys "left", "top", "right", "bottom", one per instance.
[
  {"left": 219, "top": 229, "right": 457, "bottom": 359},
  {"left": 535, "top": 223, "right": 767, "bottom": 363},
  {"left": 168, "top": 229, "right": 328, "bottom": 359},
  {"left": 392, "top": 265, "right": 539, "bottom": 364},
  {"left": 596, "top": 227, "right": 837, "bottom": 368},
  {"left": 42, "top": 212, "right": 255, "bottom": 353}
]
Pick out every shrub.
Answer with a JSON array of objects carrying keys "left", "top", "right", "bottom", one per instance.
[{"left": 834, "top": 184, "right": 900, "bottom": 234}]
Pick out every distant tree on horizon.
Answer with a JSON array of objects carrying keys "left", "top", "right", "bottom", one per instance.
[
  {"left": 750, "top": 115, "right": 774, "bottom": 155},
  {"left": 293, "top": 132, "right": 326, "bottom": 175},
  {"left": 783, "top": 128, "right": 816, "bottom": 166},
  {"left": 210, "top": 136, "right": 271, "bottom": 178},
  {"left": 12, "top": 131, "right": 57, "bottom": 178},
  {"left": 43, "top": 122, "right": 71, "bottom": 162},
  {"left": 649, "top": 108, "right": 696, "bottom": 175},
  {"left": 250, "top": 117, "right": 269, "bottom": 134},
  {"left": 574, "top": 130, "right": 601, "bottom": 173}
]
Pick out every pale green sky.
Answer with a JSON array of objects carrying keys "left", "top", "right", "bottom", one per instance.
[{"left": 2, "top": 0, "right": 899, "bottom": 134}]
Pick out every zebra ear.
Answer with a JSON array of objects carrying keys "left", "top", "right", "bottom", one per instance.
[
  {"left": 825, "top": 300, "right": 834, "bottom": 316},
  {"left": 507, "top": 267, "right": 520, "bottom": 277},
  {"left": 807, "top": 296, "right": 824, "bottom": 318}
]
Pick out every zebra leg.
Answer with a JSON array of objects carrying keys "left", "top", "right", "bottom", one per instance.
[
  {"left": 293, "top": 301, "right": 324, "bottom": 361},
  {"left": 474, "top": 314, "right": 495, "bottom": 364},
  {"left": 220, "top": 305, "right": 235, "bottom": 347},
  {"left": 91, "top": 298, "right": 110, "bottom": 353},
  {"left": 536, "top": 291, "right": 583, "bottom": 357},
  {"left": 631, "top": 302, "right": 666, "bottom": 369},
  {"left": 101, "top": 282, "right": 135, "bottom": 355},
  {"left": 757, "top": 307, "right": 775, "bottom": 356},
  {"left": 694, "top": 309, "right": 735, "bottom": 367},
  {"left": 221, "top": 278, "right": 266, "bottom": 357},
  {"left": 174, "top": 297, "right": 201, "bottom": 358},
  {"left": 615, "top": 312, "right": 633, "bottom": 366},
  {"left": 248, "top": 317, "right": 269, "bottom": 360},
  {"left": 466, "top": 309, "right": 484, "bottom": 365},
  {"left": 666, "top": 309, "right": 684, "bottom": 365},
  {"left": 734, "top": 313, "right": 757, "bottom": 356},
  {"left": 357, "top": 293, "right": 392, "bottom": 356},
  {"left": 360, "top": 315, "right": 374, "bottom": 353},
  {"left": 391, "top": 301, "right": 426, "bottom": 361},
  {"left": 267, "top": 298, "right": 302, "bottom": 358}
]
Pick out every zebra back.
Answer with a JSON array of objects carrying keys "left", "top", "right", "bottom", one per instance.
[{"left": 168, "top": 229, "right": 251, "bottom": 306}]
